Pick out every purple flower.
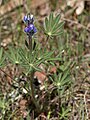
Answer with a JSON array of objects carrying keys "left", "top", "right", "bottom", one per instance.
[
  {"left": 24, "top": 24, "right": 37, "bottom": 35},
  {"left": 23, "top": 14, "right": 34, "bottom": 24},
  {"left": 23, "top": 14, "right": 37, "bottom": 36}
]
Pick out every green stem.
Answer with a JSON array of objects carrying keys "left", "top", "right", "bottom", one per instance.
[
  {"left": 28, "top": 35, "right": 32, "bottom": 52},
  {"left": 29, "top": 71, "right": 39, "bottom": 110},
  {"left": 28, "top": 35, "right": 40, "bottom": 111},
  {"left": 45, "top": 35, "right": 49, "bottom": 48}
]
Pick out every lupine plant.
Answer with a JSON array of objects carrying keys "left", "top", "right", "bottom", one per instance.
[
  {"left": 19, "top": 13, "right": 65, "bottom": 112},
  {"left": 0, "top": 13, "right": 72, "bottom": 119}
]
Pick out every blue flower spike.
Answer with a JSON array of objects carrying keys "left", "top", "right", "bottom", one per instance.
[{"left": 23, "top": 14, "right": 37, "bottom": 36}]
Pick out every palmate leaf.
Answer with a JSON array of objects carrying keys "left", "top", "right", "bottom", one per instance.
[
  {"left": 19, "top": 47, "right": 61, "bottom": 74},
  {"left": 49, "top": 61, "right": 72, "bottom": 91},
  {"left": 19, "top": 48, "right": 42, "bottom": 74},
  {"left": 6, "top": 47, "right": 20, "bottom": 65},
  {"left": 44, "top": 13, "right": 64, "bottom": 37},
  {"left": 59, "top": 107, "right": 70, "bottom": 120}
]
